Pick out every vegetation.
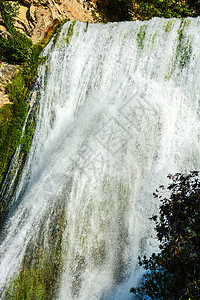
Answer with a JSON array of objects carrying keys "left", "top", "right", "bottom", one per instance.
[
  {"left": 0, "top": 43, "right": 45, "bottom": 220},
  {"left": 0, "top": 0, "right": 33, "bottom": 64},
  {"left": 0, "top": 0, "right": 19, "bottom": 32},
  {"left": 92, "top": 0, "right": 200, "bottom": 22},
  {"left": 130, "top": 172, "right": 200, "bottom": 299},
  {"left": 5, "top": 209, "right": 66, "bottom": 300},
  {"left": 0, "top": 2, "right": 67, "bottom": 294},
  {"left": 65, "top": 21, "right": 76, "bottom": 44},
  {"left": 0, "top": 44, "right": 44, "bottom": 178},
  {"left": 94, "top": 0, "right": 134, "bottom": 22},
  {"left": 0, "top": 2, "right": 61, "bottom": 215},
  {"left": 132, "top": 0, "right": 193, "bottom": 20},
  {"left": 1, "top": 1, "right": 200, "bottom": 299}
]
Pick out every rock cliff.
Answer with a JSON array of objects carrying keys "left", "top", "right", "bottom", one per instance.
[
  {"left": 0, "top": 0, "right": 99, "bottom": 108},
  {"left": 13, "top": 0, "right": 98, "bottom": 43}
]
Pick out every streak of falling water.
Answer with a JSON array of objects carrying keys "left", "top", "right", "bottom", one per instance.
[{"left": 1, "top": 18, "right": 200, "bottom": 299}]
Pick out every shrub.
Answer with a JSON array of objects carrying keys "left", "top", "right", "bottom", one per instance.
[
  {"left": 131, "top": 172, "right": 200, "bottom": 299},
  {"left": 95, "top": 0, "right": 134, "bottom": 22},
  {"left": 0, "top": 0, "right": 33, "bottom": 64},
  {"left": 0, "top": 0, "right": 19, "bottom": 32},
  {"left": 93, "top": 0, "right": 194, "bottom": 21}
]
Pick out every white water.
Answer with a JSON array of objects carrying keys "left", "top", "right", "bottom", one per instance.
[{"left": 1, "top": 18, "right": 200, "bottom": 299}]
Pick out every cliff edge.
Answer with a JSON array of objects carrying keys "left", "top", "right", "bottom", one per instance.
[{"left": 0, "top": 0, "right": 99, "bottom": 108}]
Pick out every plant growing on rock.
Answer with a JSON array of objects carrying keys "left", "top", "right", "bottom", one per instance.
[
  {"left": 0, "top": 0, "right": 19, "bottom": 32},
  {"left": 0, "top": 0, "right": 33, "bottom": 64}
]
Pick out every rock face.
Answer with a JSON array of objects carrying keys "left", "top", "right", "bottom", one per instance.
[
  {"left": 15, "top": 0, "right": 98, "bottom": 43},
  {"left": 0, "top": 62, "right": 19, "bottom": 108},
  {"left": 0, "top": 0, "right": 99, "bottom": 108}
]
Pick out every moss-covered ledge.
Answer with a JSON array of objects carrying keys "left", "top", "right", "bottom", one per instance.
[
  {"left": 5, "top": 205, "right": 66, "bottom": 300},
  {"left": 0, "top": 15, "right": 69, "bottom": 298},
  {"left": 0, "top": 19, "right": 65, "bottom": 225}
]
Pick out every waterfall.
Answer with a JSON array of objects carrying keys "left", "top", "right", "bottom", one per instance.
[{"left": 1, "top": 18, "right": 200, "bottom": 299}]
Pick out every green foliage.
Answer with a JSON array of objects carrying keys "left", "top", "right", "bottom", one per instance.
[
  {"left": 133, "top": 0, "right": 193, "bottom": 20},
  {"left": 188, "top": 0, "right": 200, "bottom": 12},
  {"left": 6, "top": 251, "right": 61, "bottom": 300},
  {"left": 0, "top": 45, "right": 44, "bottom": 181},
  {"left": 0, "top": 0, "right": 33, "bottom": 64},
  {"left": 96, "top": 0, "right": 134, "bottom": 22},
  {"left": 0, "top": 0, "right": 19, "bottom": 32},
  {"left": 20, "top": 122, "right": 36, "bottom": 153},
  {"left": 130, "top": 172, "right": 200, "bottom": 299},
  {"left": 0, "top": 10, "right": 59, "bottom": 218},
  {"left": 0, "top": 31, "right": 33, "bottom": 64},
  {"left": 93, "top": 0, "right": 195, "bottom": 22}
]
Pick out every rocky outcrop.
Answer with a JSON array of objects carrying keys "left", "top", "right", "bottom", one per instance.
[
  {"left": 0, "top": 0, "right": 99, "bottom": 108},
  {"left": 0, "top": 62, "right": 19, "bottom": 107},
  {"left": 13, "top": 0, "right": 98, "bottom": 43}
]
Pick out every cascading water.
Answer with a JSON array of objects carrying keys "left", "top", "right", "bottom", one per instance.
[{"left": 1, "top": 17, "right": 200, "bottom": 299}]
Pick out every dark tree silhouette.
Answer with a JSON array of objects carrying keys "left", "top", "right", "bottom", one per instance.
[{"left": 131, "top": 172, "right": 200, "bottom": 299}]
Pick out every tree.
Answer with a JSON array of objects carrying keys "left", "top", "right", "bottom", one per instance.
[
  {"left": 0, "top": 0, "right": 32, "bottom": 64},
  {"left": 132, "top": 0, "right": 193, "bottom": 19},
  {"left": 131, "top": 172, "right": 200, "bottom": 299},
  {"left": 90, "top": 0, "right": 198, "bottom": 21},
  {"left": 95, "top": 0, "right": 134, "bottom": 22}
]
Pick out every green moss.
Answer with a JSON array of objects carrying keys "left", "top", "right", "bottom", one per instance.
[
  {"left": 0, "top": 44, "right": 44, "bottom": 177},
  {"left": 137, "top": 24, "right": 147, "bottom": 50},
  {"left": 177, "top": 20, "right": 192, "bottom": 69},
  {"left": 179, "top": 39, "right": 192, "bottom": 69},
  {"left": 181, "top": 18, "right": 191, "bottom": 29},
  {"left": 6, "top": 249, "right": 60, "bottom": 299},
  {"left": 0, "top": 16, "right": 63, "bottom": 217},
  {"left": 165, "top": 19, "right": 192, "bottom": 79},
  {"left": 20, "top": 122, "right": 36, "bottom": 153},
  {"left": 83, "top": 21, "right": 89, "bottom": 33},
  {"left": 51, "top": 20, "right": 68, "bottom": 46},
  {"left": 65, "top": 21, "right": 76, "bottom": 44},
  {"left": 5, "top": 210, "right": 66, "bottom": 300},
  {"left": 93, "top": 0, "right": 194, "bottom": 22},
  {"left": 0, "top": 17, "right": 70, "bottom": 299},
  {"left": 165, "top": 20, "right": 175, "bottom": 33},
  {"left": 0, "top": 38, "right": 52, "bottom": 221},
  {"left": 0, "top": 104, "right": 13, "bottom": 128},
  {"left": 6, "top": 250, "right": 61, "bottom": 300}
]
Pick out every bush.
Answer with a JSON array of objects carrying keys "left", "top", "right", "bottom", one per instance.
[
  {"left": 95, "top": 0, "right": 134, "bottom": 22},
  {"left": 132, "top": 0, "right": 192, "bottom": 20},
  {"left": 0, "top": 0, "right": 33, "bottom": 64},
  {"left": 0, "top": 31, "right": 33, "bottom": 64},
  {"left": 0, "top": 0, "right": 19, "bottom": 32},
  {"left": 131, "top": 172, "right": 200, "bottom": 299},
  {"left": 93, "top": 0, "right": 194, "bottom": 21}
]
